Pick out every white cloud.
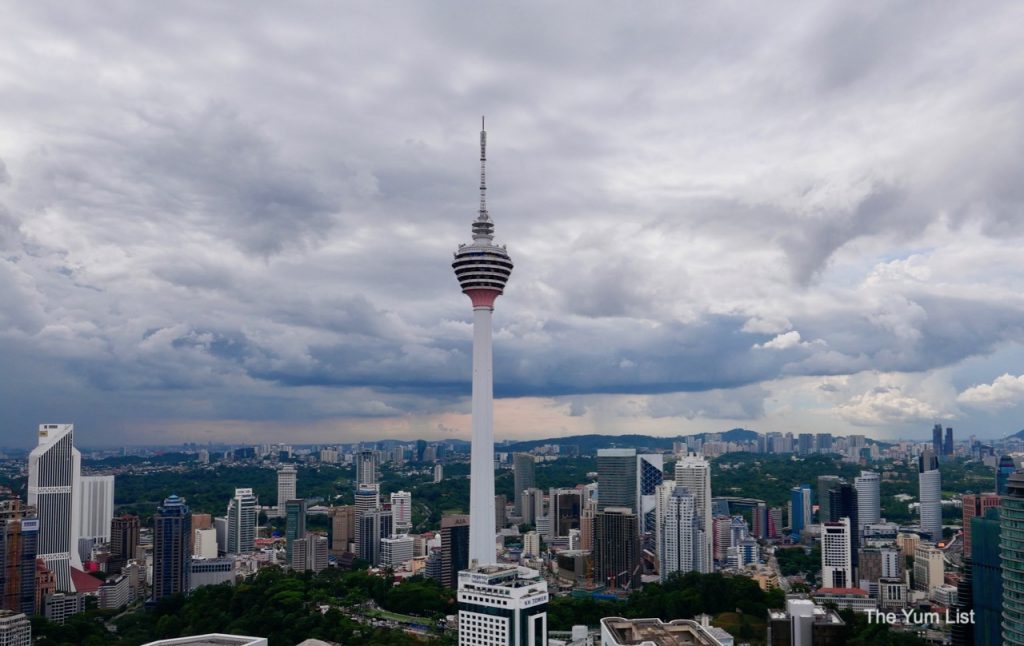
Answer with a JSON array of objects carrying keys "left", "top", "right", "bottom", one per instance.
[
  {"left": 837, "top": 386, "right": 950, "bottom": 426},
  {"left": 958, "top": 374, "right": 1024, "bottom": 410}
]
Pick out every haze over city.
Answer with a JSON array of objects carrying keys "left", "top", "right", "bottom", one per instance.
[{"left": 3, "top": 3, "right": 1024, "bottom": 447}]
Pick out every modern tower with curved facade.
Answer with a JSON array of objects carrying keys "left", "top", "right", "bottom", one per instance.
[
  {"left": 453, "top": 118, "right": 513, "bottom": 568},
  {"left": 27, "top": 424, "right": 82, "bottom": 593}
]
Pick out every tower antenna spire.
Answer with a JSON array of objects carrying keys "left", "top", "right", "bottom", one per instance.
[{"left": 479, "top": 116, "right": 488, "bottom": 221}]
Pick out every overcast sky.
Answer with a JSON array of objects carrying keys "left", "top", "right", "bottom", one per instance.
[{"left": 2, "top": 3, "right": 1024, "bottom": 447}]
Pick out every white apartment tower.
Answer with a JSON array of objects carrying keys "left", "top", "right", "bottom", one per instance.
[
  {"left": 821, "top": 518, "right": 853, "bottom": 589},
  {"left": 277, "top": 464, "right": 297, "bottom": 508},
  {"left": 918, "top": 449, "right": 942, "bottom": 540},
  {"left": 28, "top": 423, "right": 82, "bottom": 592},
  {"left": 226, "top": 488, "right": 258, "bottom": 554},
  {"left": 660, "top": 487, "right": 703, "bottom": 581},
  {"left": 673, "top": 454, "right": 713, "bottom": 573},
  {"left": 453, "top": 121, "right": 548, "bottom": 646},
  {"left": 854, "top": 471, "right": 881, "bottom": 527},
  {"left": 79, "top": 475, "right": 115, "bottom": 543}
]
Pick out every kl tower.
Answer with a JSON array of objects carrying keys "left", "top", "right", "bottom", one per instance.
[
  {"left": 453, "top": 119, "right": 548, "bottom": 646},
  {"left": 453, "top": 117, "right": 512, "bottom": 567}
]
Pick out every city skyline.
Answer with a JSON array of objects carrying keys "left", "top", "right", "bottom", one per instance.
[{"left": 4, "top": 4, "right": 1024, "bottom": 447}]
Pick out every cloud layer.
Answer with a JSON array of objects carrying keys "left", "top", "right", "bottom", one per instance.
[{"left": 2, "top": 3, "right": 1024, "bottom": 445}]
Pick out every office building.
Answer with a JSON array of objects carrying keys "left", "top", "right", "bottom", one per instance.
[
  {"left": 522, "top": 531, "right": 541, "bottom": 559},
  {"left": 152, "top": 495, "right": 191, "bottom": 601},
  {"left": 194, "top": 529, "right": 217, "bottom": 558},
  {"left": 797, "top": 434, "right": 814, "bottom": 456},
  {"left": 999, "top": 455, "right": 1017, "bottom": 496},
  {"left": 284, "top": 499, "right": 306, "bottom": 564},
  {"left": 355, "top": 450, "right": 379, "bottom": 487},
  {"left": 595, "top": 508, "right": 641, "bottom": 590},
  {"left": 933, "top": 424, "right": 944, "bottom": 459},
  {"left": 789, "top": 485, "right": 811, "bottom": 540},
  {"left": 944, "top": 426, "right": 954, "bottom": 456},
  {"left": 521, "top": 488, "right": 544, "bottom": 526},
  {"left": 380, "top": 535, "right": 414, "bottom": 569},
  {"left": 0, "top": 518, "right": 38, "bottom": 614},
  {"left": 434, "top": 463, "right": 444, "bottom": 483},
  {"left": 357, "top": 508, "right": 392, "bottom": 566},
  {"left": 190, "top": 514, "right": 212, "bottom": 552},
  {"left": 600, "top": 617, "right": 733, "bottom": 646},
  {"left": 513, "top": 453, "right": 536, "bottom": 517},
  {"left": 913, "top": 544, "right": 944, "bottom": 593},
  {"left": 78, "top": 475, "right": 114, "bottom": 544},
  {"left": 767, "top": 598, "right": 844, "bottom": 646},
  {"left": 550, "top": 488, "right": 582, "bottom": 537},
  {"left": 226, "top": 488, "right": 258, "bottom": 554},
  {"left": 660, "top": 487, "right": 702, "bottom": 580},
  {"left": 598, "top": 449, "right": 638, "bottom": 512},
  {"left": 963, "top": 493, "right": 1000, "bottom": 555},
  {"left": 0, "top": 610, "right": 30, "bottom": 646},
  {"left": 277, "top": 464, "right": 297, "bottom": 508},
  {"left": 495, "top": 494, "right": 507, "bottom": 531},
  {"left": 675, "top": 454, "right": 713, "bottom": 570},
  {"left": 816, "top": 433, "right": 833, "bottom": 452},
  {"left": 918, "top": 449, "right": 942, "bottom": 541},
  {"left": 816, "top": 476, "right": 841, "bottom": 523},
  {"left": 291, "top": 535, "right": 328, "bottom": 574},
  {"left": 440, "top": 514, "right": 470, "bottom": 588},
  {"left": 390, "top": 491, "right": 412, "bottom": 534},
  {"left": 456, "top": 566, "right": 548, "bottom": 646},
  {"left": 973, "top": 508, "right": 1001, "bottom": 646},
  {"left": 328, "top": 505, "right": 355, "bottom": 555},
  {"left": 98, "top": 574, "right": 131, "bottom": 609},
  {"left": 854, "top": 471, "right": 880, "bottom": 527},
  {"left": 821, "top": 518, "right": 852, "bottom": 589},
  {"left": 637, "top": 453, "right": 664, "bottom": 536},
  {"left": 827, "top": 482, "right": 859, "bottom": 569},
  {"left": 1003, "top": 472, "right": 1024, "bottom": 645},
  {"left": 190, "top": 557, "right": 236, "bottom": 590},
  {"left": 27, "top": 424, "right": 82, "bottom": 592},
  {"left": 109, "top": 515, "right": 139, "bottom": 572}
]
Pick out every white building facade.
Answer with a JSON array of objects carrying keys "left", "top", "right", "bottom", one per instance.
[{"left": 28, "top": 423, "right": 82, "bottom": 592}]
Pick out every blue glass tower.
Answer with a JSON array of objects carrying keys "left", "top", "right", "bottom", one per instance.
[
  {"left": 998, "top": 455, "right": 1016, "bottom": 496},
  {"left": 1002, "top": 472, "right": 1024, "bottom": 645},
  {"left": 790, "top": 485, "right": 811, "bottom": 540},
  {"left": 152, "top": 495, "right": 191, "bottom": 601},
  {"left": 973, "top": 507, "right": 1001, "bottom": 646}
]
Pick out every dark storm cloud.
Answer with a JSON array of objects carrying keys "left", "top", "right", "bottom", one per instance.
[{"left": 1, "top": 2, "right": 1024, "bottom": 444}]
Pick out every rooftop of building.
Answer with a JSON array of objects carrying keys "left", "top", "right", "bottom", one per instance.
[
  {"left": 142, "top": 635, "right": 266, "bottom": 646},
  {"left": 815, "top": 587, "right": 870, "bottom": 596},
  {"left": 600, "top": 617, "right": 731, "bottom": 646}
]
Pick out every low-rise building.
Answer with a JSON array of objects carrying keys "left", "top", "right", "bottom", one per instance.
[{"left": 600, "top": 616, "right": 734, "bottom": 646}]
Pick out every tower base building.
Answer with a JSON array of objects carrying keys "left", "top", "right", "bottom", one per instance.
[{"left": 457, "top": 565, "right": 548, "bottom": 646}]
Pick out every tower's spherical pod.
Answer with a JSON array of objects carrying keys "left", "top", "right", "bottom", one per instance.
[{"left": 452, "top": 235, "right": 513, "bottom": 309}]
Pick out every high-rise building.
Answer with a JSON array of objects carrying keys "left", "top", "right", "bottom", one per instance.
[
  {"left": 973, "top": 507, "right": 1002, "bottom": 646},
  {"left": 189, "top": 513, "right": 212, "bottom": 553},
  {"left": 284, "top": 499, "right": 306, "bottom": 565},
  {"left": 597, "top": 449, "right": 638, "bottom": 512},
  {"left": 0, "top": 610, "right": 31, "bottom": 646},
  {"left": 328, "top": 505, "right": 355, "bottom": 555},
  {"left": 277, "top": 464, "right": 297, "bottom": 507},
  {"left": 913, "top": 543, "right": 944, "bottom": 594},
  {"left": 27, "top": 424, "right": 82, "bottom": 592},
  {"left": 357, "top": 509, "right": 392, "bottom": 566},
  {"left": 918, "top": 449, "right": 942, "bottom": 541},
  {"left": 767, "top": 598, "right": 845, "bottom": 645},
  {"left": 226, "top": 488, "right": 258, "bottom": 554},
  {"left": 674, "top": 454, "right": 712, "bottom": 571},
  {"left": 452, "top": 121, "right": 547, "bottom": 645},
  {"left": 152, "top": 495, "right": 191, "bottom": 601},
  {"left": 434, "top": 463, "right": 444, "bottom": 483},
  {"left": 292, "top": 535, "right": 328, "bottom": 574},
  {"left": 998, "top": 455, "right": 1016, "bottom": 496},
  {"left": 194, "top": 529, "right": 217, "bottom": 558},
  {"left": 0, "top": 518, "right": 38, "bottom": 614},
  {"left": 380, "top": 535, "right": 414, "bottom": 569},
  {"left": 828, "top": 482, "right": 860, "bottom": 569},
  {"left": 767, "top": 507, "right": 783, "bottom": 539},
  {"left": 513, "top": 453, "right": 536, "bottom": 517},
  {"left": 636, "top": 453, "right": 663, "bottom": 537},
  {"left": 1003, "top": 472, "right": 1024, "bottom": 645},
  {"left": 816, "top": 433, "right": 833, "bottom": 453},
  {"left": 821, "top": 518, "right": 852, "bottom": 589},
  {"left": 944, "top": 427, "right": 954, "bottom": 456},
  {"left": 797, "top": 434, "right": 814, "bottom": 456},
  {"left": 440, "top": 514, "right": 470, "bottom": 589},
  {"left": 78, "top": 475, "right": 114, "bottom": 544},
  {"left": 816, "top": 475, "right": 841, "bottom": 524},
  {"left": 594, "top": 507, "right": 641, "bottom": 591},
  {"left": 109, "top": 515, "right": 139, "bottom": 573},
  {"left": 789, "top": 485, "right": 812, "bottom": 540},
  {"left": 933, "top": 424, "right": 944, "bottom": 459},
  {"left": 390, "top": 491, "right": 412, "bottom": 534},
  {"left": 854, "top": 471, "right": 880, "bottom": 527},
  {"left": 353, "top": 486, "right": 380, "bottom": 560},
  {"left": 653, "top": 481, "right": 676, "bottom": 558},
  {"left": 963, "top": 493, "right": 1000, "bottom": 555},
  {"left": 355, "top": 450, "right": 379, "bottom": 487},
  {"left": 660, "top": 487, "right": 702, "bottom": 581},
  {"left": 549, "top": 489, "right": 581, "bottom": 537}
]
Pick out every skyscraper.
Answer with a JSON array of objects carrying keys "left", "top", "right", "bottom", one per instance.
[
  {"left": 358, "top": 508, "right": 393, "bottom": 567},
  {"left": 854, "top": 471, "right": 880, "bottom": 527},
  {"left": 0, "top": 518, "right": 38, "bottom": 614},
  {"left": 998, "top": 455, "right": 1016, "bottom": 496},
  {"left": 597, "top": 449, "right": 637, "bottom": 512},
  {"left": 452, "top": 120, "right": 513, "bottom": 567},
  {"left": 78, "top": 475, "right": 114, "bottom": 544},
  {"left": 932, "top": 424, "right": 944, "bottom": 458},
  {"left": 355, "top": 450, "right": 379, "bottom": 487},
  {"left": 828, "top": 482, "right": 859, "bottom": 568},
  {"left": 973, "top": 507, "right": 1002, "bottom": 646},
  {"left": 594, "top": 508, "right": 641, "bottom": 590},
  {"left": 674, "top": 454, "right": 712, "bottom": 571},
  {"left": 440, "top": 514, "right": 470, "bottom": 589},
  {"left": 226, "top": 488, "right": 257, "bottom": 554},
  {"left": 390, "top": 491, "right": 412, "bottom": 534},
  {"left": 1002, "top": 472, "right": 1024, "bottom": 645},
  {"left": 790, "top": 484, "right": 812, "bottom": 540},
  {"left": 918, "top": 449, "right": 942, "bottom": 541},
  {"left": 944, "top": 427, "right": 954, "bottom": 456},
  {"left": 109, "top": 515, "right": 139, "bottom": 573},
  {"left": 513, "top": 453, "right": 536, "bottom": 517},
  {"left": 817, "top": 475, "right": 841, "bottom": 523},
  {"left": 285, "top": 499, "right": 306, "bottom": 564},
  {"left": 152, "top": 495, "right": 191, "bottom": 601},
  {"left": 660, "top": 487, "right": 702, "bottom": 581},
  {"left": 636, "top": 453, "right": 664, "bottom": 537},
  {"left": 277, "top": 464, "right": 297, "bottom": 507},
  {"left": 328, "top": 505, "right": 355, "bottom": 556},
  {"left": 963, "top": 493, "right": 1000, "bottom": 555},
  {"left": 821, "top": 518, "right": 852, "bottom": 589},
  {"left": 27, "top": 424, "right": 81, "bottom": 592},
  {"left": 452, "top": 121, "right": 548, "bottom": 646}
]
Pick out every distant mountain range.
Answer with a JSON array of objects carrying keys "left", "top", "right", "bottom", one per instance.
[{"left": 502, "top": 428, "right": 759, "bottom": 453}]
